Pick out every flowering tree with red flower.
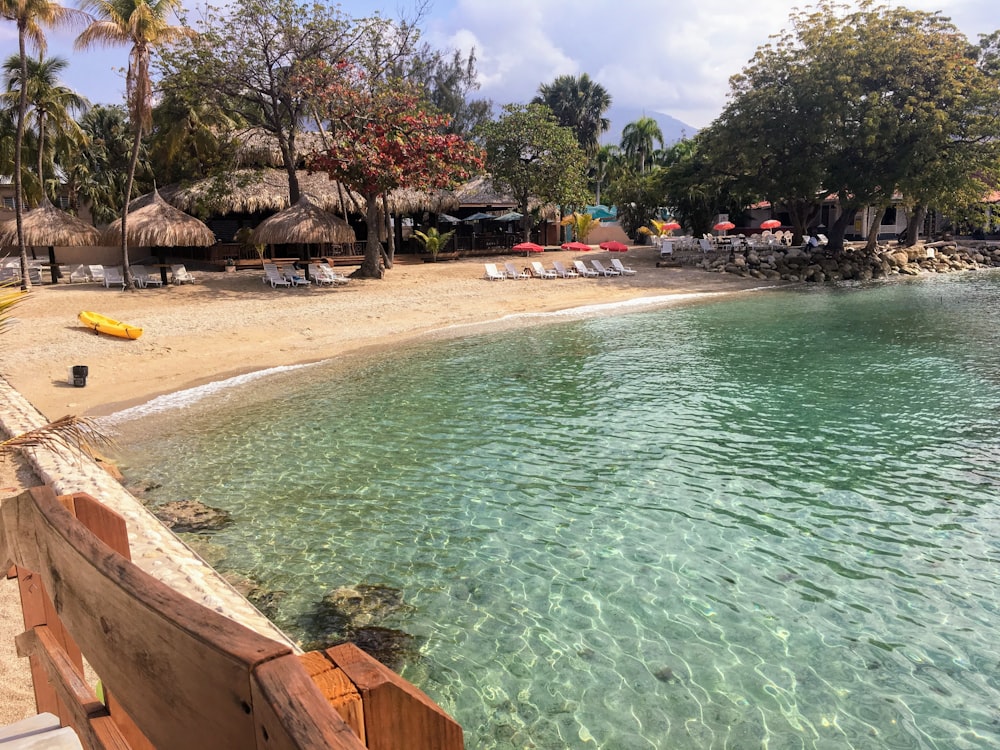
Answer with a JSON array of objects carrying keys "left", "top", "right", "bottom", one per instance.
[{"left": 303, "top": 62, "right": 484, "bottom": 278}]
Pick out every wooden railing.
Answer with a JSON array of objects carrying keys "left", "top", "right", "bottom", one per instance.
[{"left": 0, "top": 486, "right": 462, "bottom": 750}]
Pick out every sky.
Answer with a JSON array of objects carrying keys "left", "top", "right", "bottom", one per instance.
[{"left": 4, "top": 0, "right": 997, "bottom": 135}]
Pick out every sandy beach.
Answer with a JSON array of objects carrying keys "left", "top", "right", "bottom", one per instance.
[{"left": 0, "top": 247, "right": 777, "bottom": 724}]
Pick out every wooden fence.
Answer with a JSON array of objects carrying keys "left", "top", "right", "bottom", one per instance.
[{"left": 0, "top": 486, "right": 462, "bottom": 750}]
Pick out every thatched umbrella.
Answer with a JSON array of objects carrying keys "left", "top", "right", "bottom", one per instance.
[
  {"left": 251, "top": 194, "right": 357, "bottom": 248},
  {"left": 0, "top": 198, "right": 102, "bottom": 283},
  {"left": 102, "top": 189, "right": 216, "bottom": 284}
]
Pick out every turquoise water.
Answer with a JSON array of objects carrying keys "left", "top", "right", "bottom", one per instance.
[{"left": 111, "top": 272, "right": 1000, "bottom": 749}]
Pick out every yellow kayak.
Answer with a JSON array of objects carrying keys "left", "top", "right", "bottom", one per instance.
[{"left": 79, "top": 310, "right": 143, "bottom": 339}]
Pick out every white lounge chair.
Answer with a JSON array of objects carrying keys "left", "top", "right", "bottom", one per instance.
[
  {"left": 86, "top": 264, "right": 104, "bottom": 283},
  {"left": 590, "top": 259, "right": 620, "bottom": 277},
  {"left": 659, "top": 241, "right": 674, "bottom": 258},
  {"left": 484, "top": 263, "right": 506, "bottom": 281},
  {"left": 67, "top": 265, "right": 89, "bottom": 283},
  {"left": 282, "top": 265, "right": 310, "bottom": 286},
  {"left": 530, "top": 261, "right": 557, "bottom": 279},
  {"left": 698, "top": 238, "right": 714, "bottom": 253},
  {"left": 171, "top": 264, "right": 197, "bottom": 284},
  {"left": 133, "top": 265, "right": 163, "bottom": 288},
  {"left": 503, "top": 261, "right": 530, "bottom": 279},
  {"left": 551, "top": 261, "right": 579, "bottom": 278},
  {"left": 610, "top": 258, "right": 636, "bottom": 275},
  {"left": 573, "top": 260, "right": 599, "bottom": 277},
  {"left": 263, "top": 263, "right": 291, "bottom": 288},
  {"left": 309, "top": 263, "right": 347, "bottom": 286},
  {"left": 102, "top": 265, "right": 126, "bottom": 289}
]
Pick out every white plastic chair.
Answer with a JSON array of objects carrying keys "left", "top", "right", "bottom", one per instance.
[
  {"left": 610, "top": 258, "right": 636, "bottom": 275},
  {"left": 483, "top": 263, "right": 506, "bottom": 281},
  {"left": 590, "top": 259, "right": 620, "bottom": 277}
]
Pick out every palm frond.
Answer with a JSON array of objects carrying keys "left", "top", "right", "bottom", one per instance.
[{"left": 0, "top": 415, "right": 116, "bottom": 458}]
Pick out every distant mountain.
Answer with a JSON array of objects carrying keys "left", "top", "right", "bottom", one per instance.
[{"left": 602, "top": 107, "right": 697, "bottom": 147}]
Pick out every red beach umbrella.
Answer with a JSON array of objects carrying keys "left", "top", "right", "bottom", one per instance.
[
  {"left": 599, "top": 241, "right": 629, "bottom": 252},
  {"left": 760, "top": 219, "right": 782, "bottom": 230},
  {"left": 513, "top": 242, "right": 545, "bottom": 254},
  {"left": 662, "top": 221, "right": 681, "bottom": 231},
  {"left": 713, "top": 221, "right": 736, "bottom": 233},
  {"left": 560, "top": 241, "right": 592, "bottom": 251}
]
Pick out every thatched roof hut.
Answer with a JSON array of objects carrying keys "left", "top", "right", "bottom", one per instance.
[
  {"left": 103, "top": 189, "right": 216, "bottom": 247},
  {"left": 251, "top": 194, "right": 356, "bottom": 245},
  {"left": 158, "top": 169, "right": 459, "bottom": 218},
  {"left": 0, "top": 198, "right": 101, "bottom": 247}
]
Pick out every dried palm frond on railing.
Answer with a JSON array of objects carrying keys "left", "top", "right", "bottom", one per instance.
[
  {"left": 0, "top": 415, "right": 115, "bottom": 459},
  {"left": 0, "top": 281, "right": 26, "bottom": 335}
]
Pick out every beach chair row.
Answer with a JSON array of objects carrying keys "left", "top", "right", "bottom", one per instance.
[
  {"left": 485, "top": 258, "right": 635, "bottom": 281},
  {"left": 263, "top": 261, "right": 350, "bottom": 288}
]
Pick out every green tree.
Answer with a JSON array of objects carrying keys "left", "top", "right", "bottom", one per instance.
[
  {"left": 533, "top": 73, "right": 611, "bottom": 155},
  {"left": 305, "top": 63, "right": 483, "bottom": 279},
  {"left": 476, "top": 103, "right": 588, "bottom": 242},
  {"left": 72, "top": 104, "right": 148, "bottom": 224},
  {"left": 2, "top": 54, "right": 87, "bottom": 203},
  {"left": 620, "top": 116, "right": 663, "bottom": 174},
  {"left": 1, "top": 0, "right": 82, "bottom": 290},
  {"left": 605, "top": 170, "right": 665, "bottom": 239},
  {"left": 76, "top": 0, "right": 194, "bottom": 289},
  {"left": 589, "top": 144, "right": 621, "bottom": 205}
]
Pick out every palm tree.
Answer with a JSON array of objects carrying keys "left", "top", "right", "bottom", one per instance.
[
  {"left": 2, "top": 54, "right": 88, "bottom": 202},
  {"left": 71, "top": 104, "right": 139, "bottom": 224},
  {"left": 621, "top": 116, "right": 664, "bottom": 174},
  {"left": 0, "top": 0, "right": 82, "bottom": 290},
  {"left": 533, "top": 73, "right": 612, "bottom": 155},
  {"left": 76, "top": 0, "right": 193, "bottom": 289},
  {"left": 590, "top": 144, "right": 621, "bottom": 205}
]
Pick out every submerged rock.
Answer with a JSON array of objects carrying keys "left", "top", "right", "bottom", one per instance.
[{"left": 153, "top": 499, "right": 232, "bottom": 533}]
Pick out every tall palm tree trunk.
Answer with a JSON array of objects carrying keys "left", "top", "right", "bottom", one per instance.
[
  {"left": 119, "top": 124, "right": 142, "bottom": 289},
  {"left": 14, "top": 30, "right": 30, "bottom": 291}
]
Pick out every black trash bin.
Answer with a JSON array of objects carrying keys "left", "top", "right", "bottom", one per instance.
[{"left": 72, "top": 365, "right": 88, "bottom": 387}]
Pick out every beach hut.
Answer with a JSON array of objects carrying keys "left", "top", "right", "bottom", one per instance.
[
  {"left": 250, "top": 194, "right": 357, "bottom": 260},
  {"left": 102, "top": 189, "right": 217, "bottom": 285},
  {"left": 0, "top": 198, "right": 102, "bottom": 284}
]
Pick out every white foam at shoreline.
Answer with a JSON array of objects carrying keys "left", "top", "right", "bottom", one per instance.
[
  {"left": 100, "top": 362, "right": 318, "bottom": 424},
  {"left": 102, "top": 288, "right": 774, "bottom": 423}
]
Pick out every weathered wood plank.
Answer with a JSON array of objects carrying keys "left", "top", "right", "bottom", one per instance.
[
  {"left": 249, "top": 654, "right": 366, "bottom": 749},
  {"left": 15, "top": 626, "right": 130, "bottom": 750},
  {"left": 1, "top": 488, "right": 292, "bottom": 750},
  {"left": 297, "top": 651, "right": 365, "bottom": 742},
  {"left": 324, "top": 644, "right": 464, "bottom": 750}
]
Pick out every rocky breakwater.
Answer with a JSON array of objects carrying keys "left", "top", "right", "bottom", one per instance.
[{"left": 697, "top": 241, "right": 1000, "bottom": 283}]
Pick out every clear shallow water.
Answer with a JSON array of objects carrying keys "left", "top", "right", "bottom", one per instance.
[{"left": 110, "top": 273, "right": 1000, "bottom": 749}]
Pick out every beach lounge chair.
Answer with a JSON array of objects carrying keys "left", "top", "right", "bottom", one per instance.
[
  {"left": 573, "top": 260, "right": 600, "bottom": 277},
  {"left": 102, "top": 265, "right": 126, "bottom": 289},
  {"left": 171, "top": 264, "right": 197, "bottom": 284},
  {"left": 67, "top": 265, "right": 89, "bottom": 283},
  {"left": 263, "top": 264, "right": 291, "bottom": 288},
  {"left": 590, "top": 259, "right": 621, "bottom": 277},
  {"left": 530, "top": 261, "right": 557, "bottom": 279},
  {"left": 503, "top": 261, "right": 530, "bottom": 279},
  {"left": 318, "top": 263, "right": 351, "bottom": 285},
  {"left": 698, "top": 238, "right": 714, "bottom": 254},
  {"left": 86, "top": 265, "right": 104, "bottom": 283},
  {"left": 133, "top": 265, "right": 163, "bottom": 288},
  {"left": 659, "top": 241, "right": 674, "bottom": 258},
  {"left": 551, "top": 261, "right": 579, "bottom": 278},
  {"left": 282, "top": 265, "right": 310, "bottom": 286},
  {"left": 610, "top": 258, "right": 636, "bottom": 275},
  {"left": 484, "top": 263, "right": 507, "bottom": 281}
]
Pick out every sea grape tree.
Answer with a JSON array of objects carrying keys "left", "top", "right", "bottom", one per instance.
[{"left": 303, "top": 61, "right": 483, "bottom": 278}]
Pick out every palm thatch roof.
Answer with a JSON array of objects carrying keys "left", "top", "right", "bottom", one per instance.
[
  {"left": 103, "top": 189, "right": 216, "bottom": 247},
  {"left": 0, "top": 198, "right": 101, "bottom": 247},
  {"left": 251, "top": 194, "right": 357, "bottom": 245},
  {"left": 158, "top": 169, "right": 459, "bottom": 218}
]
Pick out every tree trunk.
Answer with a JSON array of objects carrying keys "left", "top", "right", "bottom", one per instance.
[
  {"left": 827, "top": 204, "right": 858, "bottom": 253},
  {"left": 382, "top": 194, "right": 394, "bottom": 268},
  {"left": 904, "top": 206, "right": 926, "bottom": 247},
  {"left": 14, "top": 30, "right": 29, "bottom": 291},
  {"left": 864, "top": 207, "right": 886, "bottom": 252},
  {"left": 358, "top": 195, "right": 385, "bottom": 278},
  {"left": 119, "top": 125, "right": 143, "bottom": 290}
]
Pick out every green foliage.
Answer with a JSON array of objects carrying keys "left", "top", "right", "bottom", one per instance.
[
  {"left": 533, "top": 73, "right": 611, "bottom": 155},
  {"left": 605, "top": 170, "right": 665, "bottom": 239},
  {"left": 559, "top": 211, "right": 600, "bottom": 243},
  {"left": 412, "top": 226, "right": 456, "bottom": 258},
  {"left": 620, "top": 116, "right": 664, "bottom": 174},
  {"left": 700, "top": 0, "right": 1000, "bottom": 250},
  {"left": 475, "top": 103, "right": 589, "bottom": 241}
]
